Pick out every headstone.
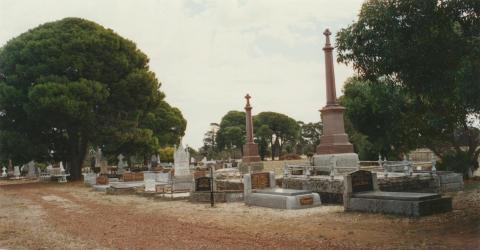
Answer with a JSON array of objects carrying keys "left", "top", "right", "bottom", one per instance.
[
  {"left": 251, "top": 172, "right": 271, "bottom": 190},
  {"left": 117, "top": 154, "right": 126, "bottom": 174},
  {"left": 350, "top": 170, "right": 373, "bottom": 193},
  {"left": 145, "top": 179, "right": 156, "bottom": 192},
  {"left": 13, "top": 166, "right": 20, "bottom": 178},
  {"left": 1, "top": 166, "right": 6, "bottom": 177},
  {"left": 195, "top": 177, "right": 211, "bottom": 192},
  {"left": 96, "top": 175, "right": 108, "bottom": 185},
  {"left": 95, "top": 147, "right": 102, "bottom": 168},
  {"left": 174, "top": 140, "right": 191, "bottom": 176},
  {"left": 27, "top": 161, "right": 36, "bottom": 178},
  {"left": 59, "top": 161, "right": 65, "bottom": 173}
]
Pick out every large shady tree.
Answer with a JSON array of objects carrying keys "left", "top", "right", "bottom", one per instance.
[
  {"left": 0, "top": 18, "right": 186, "bottom": 180},
  {"left": 336, "top": 0, "right": 480, "bottom": 176}
]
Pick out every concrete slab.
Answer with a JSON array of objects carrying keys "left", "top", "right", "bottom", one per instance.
[
  {"left": 255, "top": 188, "right": 312, "bottom": 196},
  {"left": 352, "top": 191, "right": 441, "bottom": 201}
]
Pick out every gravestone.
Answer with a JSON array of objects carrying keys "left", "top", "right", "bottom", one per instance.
[
  {"left": 13, "top": 166, "right": 20, "bottom": 178},
  {"left": 350, "top": 170, "right": 373, "bottom": 193},
  {"left": 344, "top": 170, "right": 452, "bottom": 216},
  {"left": 117, "top": 154, "right": 126, "bottom": 175},
  {"left": 243, "top": 172, "right": 321, "bottom": 209},
  {"left": 144, "top": 172, "right": 156, "bottom": 192},
  {"left": 195, "top": 177, "right": 211, "bottom": 192},
  {"left": 174, "top": 141, "right": 191, "bottom": 177},
  {"left": 59, "top": 161, "right": 65, "bottom": 173},
  {"left": 96, "top": 175, "right": 109, "bottom": 185},
  {"left": 1, "top": 166, "right": 6, "bottom": 177},
  {"left": 251, "top": 172, "right": 271, "bottom": 190},
  {"left": 145, "top": 179, "right": 156, "bottom": 192},
  {"left": 26, "top": 161, "right": 36, "bottom": 178}
]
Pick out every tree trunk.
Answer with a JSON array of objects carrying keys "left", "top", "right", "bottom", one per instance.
[{"left": 68, "top": 131, "right": 88, "bottom": 181}]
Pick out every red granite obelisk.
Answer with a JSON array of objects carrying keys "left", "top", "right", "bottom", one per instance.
[
  {"left": 316, "top": 29, "right": 354, "bottom": 154},
  {"left": 242, "top": 94, "right": 261, "bottom": 163}
]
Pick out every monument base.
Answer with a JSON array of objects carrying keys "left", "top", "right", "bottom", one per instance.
[
  {"left": 242, "top": 143, "right": 261, "bottom": 163},
  {"left": 312, "top": 153, "right": 359, "bottom": 174},
  {"left": 316, "top": 105, "right": 354, "bottom": 154}
]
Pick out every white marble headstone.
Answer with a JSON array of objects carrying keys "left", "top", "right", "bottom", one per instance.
[
  {"left": 145, "top": 179, "right": 156, "bottom": 192},
  {"left": 174, "top": 140, "right": 191, "bottom": 176},
  {"left": 13, "top": 166, "right": 20, "bottom": 178},
  {"left": 1, "top": 167, "right": 6, "bottom": 177},
  {"left": 117, "top": 154, "right": 125, "bottom": 174},
  {"left": 27, "top": 161, "right": 36, "bottom": 178},
  {"left": 59, "top": 161, "right": 65, "bottom": 173}
]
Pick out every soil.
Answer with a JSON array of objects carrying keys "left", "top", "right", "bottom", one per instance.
[{"left": 0, "top": 179, "right": 479, "bottom": 250}]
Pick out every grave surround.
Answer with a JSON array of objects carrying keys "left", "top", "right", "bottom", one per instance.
[
  {"left": 343, "top": 170, "right": 452, "bottom": 217},
  {"left": 244, "top": 172, "right": 321, "bottom": 209}
]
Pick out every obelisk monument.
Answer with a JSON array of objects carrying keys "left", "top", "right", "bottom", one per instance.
[
  {"left": 242, "top": 94, "right": 261, "bottom": 163},
  {"left": 313, "top": 29, "right": 358, "bottom": 174},
  {"left": 316, "top": 29, "right": 354, "bottom": 154}
]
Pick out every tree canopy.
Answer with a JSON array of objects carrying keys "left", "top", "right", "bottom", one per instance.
[
  {"left": 0, "top": 18, "right": 186, "bottom": 179},
  {"left": 336, "top": 0, "right": 480, "bottom": 175}
]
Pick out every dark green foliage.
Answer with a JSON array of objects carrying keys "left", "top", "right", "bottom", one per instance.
[
  {"left": 297, "top": 121, "right": 322, "bottom": 156},
  {"left": 336, "top": 0, "right": 480, "bottom": 175},
  {"left": 216, "top": 111, "right": 245, "bottom": 151},
  {"left": 254, "top": 112, "right": 300, "bottom": 160},
  {"left": 0, "top": 18, "right": 186, "bottom": 180},
  {"left": 340, "top": 77, "right": 419, "bottom": 160}
]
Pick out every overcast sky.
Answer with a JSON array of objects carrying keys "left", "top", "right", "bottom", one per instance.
[{"left": 0, "top": 0, "right": 364, "bottom": 149}]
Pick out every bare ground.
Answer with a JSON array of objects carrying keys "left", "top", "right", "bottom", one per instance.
[{"left": 0, "top": 179, "right": 479, "bottom": 250}]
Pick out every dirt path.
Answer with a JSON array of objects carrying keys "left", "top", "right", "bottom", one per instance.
[{"left": 0, "top": 181, "right": 479, "bottom": 249}]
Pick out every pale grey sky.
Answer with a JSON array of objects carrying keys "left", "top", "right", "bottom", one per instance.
[{"left": 0, "top": 0, "right": 364, "bottom": 148}]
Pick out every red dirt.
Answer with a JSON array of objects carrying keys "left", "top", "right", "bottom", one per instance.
[{"left": 0, "top": 180, "right": 479, "bottom": 249}]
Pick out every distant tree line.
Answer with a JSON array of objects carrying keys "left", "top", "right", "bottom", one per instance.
[{"left": 200, "top": 111, "right": 322, "bottom": 161}]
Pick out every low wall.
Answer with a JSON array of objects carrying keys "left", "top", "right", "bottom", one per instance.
[
  {"left": 283, "top": 177, "right": 344, "bottom": 203},
  {"left": 282, "top": 173, "right": 462, "bottom": 204}
]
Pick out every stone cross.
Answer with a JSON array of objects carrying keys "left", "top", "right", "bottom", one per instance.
[
  {"left": 242, "top": 94, "right": 261, "bottom": 163},
  {"left": 316, "top": 28, "right": 354, "bottom": 154}
]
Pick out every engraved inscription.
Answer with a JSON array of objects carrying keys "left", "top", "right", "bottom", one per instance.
[
  {"left": 251, "top": 172, "right": 270, "bottom": 190},
  {"left": 300, "top": 196, "right": 314, "bottom": 205},
  {"left": 350, "top": 170, "right": 373, "bottom": 193},
  {"left": 195, "top": 177, "right": 211, "bottom": 192}
]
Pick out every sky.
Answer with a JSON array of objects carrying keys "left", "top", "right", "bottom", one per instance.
[{"left": 0, "top": 0, "right": 364, "bottom": 149}]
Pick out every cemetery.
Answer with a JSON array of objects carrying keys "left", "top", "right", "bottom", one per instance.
[{"left": 0, "top": 1, "right": 479, "bottom": 249}]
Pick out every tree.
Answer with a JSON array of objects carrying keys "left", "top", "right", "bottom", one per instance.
[
  {"left": 254, "top": 112, "right": 300, "bottom": 160},
  {"left": 297, "top": 121, "right": 323, "bottom": 156},
  {"left": 336, "top": 0, "right": 480, "bottom": 176},
  {"left": 216, "top": 111, "right": 245, "bottom": 153},
  {"left": 0, "top": 18, "right": 186, "bottom": 180},
  {"left": 340, "top": 77, "right": 419, "bottom": 160}
]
